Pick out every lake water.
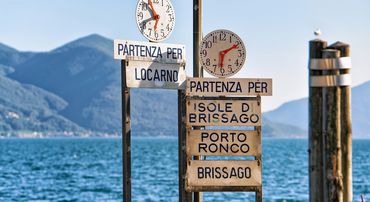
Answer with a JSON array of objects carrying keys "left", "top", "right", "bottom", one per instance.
[{"left": 0, "top": 138, "right": 369, "bottom": 201}]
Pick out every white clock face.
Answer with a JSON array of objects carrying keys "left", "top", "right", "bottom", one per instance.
[
  {"left": 136, "top": 0, "right": 175, "bottom": 42},
  {"left": 200, "top": 29, "right": 246, "bottom": 77}
]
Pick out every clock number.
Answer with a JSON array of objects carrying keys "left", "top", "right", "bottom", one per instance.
[
  {"left": 161, "top": 29, "right": 165, "bottom": 37},
  {"left": 140, "top": 22, "right": 147, "bottom": 30},
  {"left": 220, "top": 32, "right": 226, "bottom": 41},
  {"left": 169, "top": 14, "right": 174, "bottom": 22},
  {"left": 148, "top": 28, "right": 152, "bottom": 36},
  {"left": 235, "top": 59, "right": 239, "bottom": 66},
  {"left": 202, "top": 49, "right": 207, "bottom": 57},
  {"left": 238, "top": 50, "right": 243, "bottom": 57},
  {"left": 166, "top": 24, "right": 170, "bottom": 31},
  {"left": 155, "top": 31, "right": 159, "bottom": 39},
  {"left": 229, "top": 36, "right": 232, "bottom": 43},
  {"left": 206, "top": 58, "right": 211, "bottom": 66},
  {"left": 228, "top": 65, "right": 233, "bottom": 72},
  {"left": 220, "top": 68, "right": 225, "bottom": 75},
  {"left": 142, "top": 2, "right": 148, "bottom": 11},
  {"left": 166, "top": 5, "right": 171, "bottom": 13},
  {"left": 212, "top": 35, "right": 217, "bottom": 43},
  {"left": 205, "top": 41, "right": 212, "bottom": 48},
  {"left": 137, "top": 12, "right": 143, "bottom": 20}
]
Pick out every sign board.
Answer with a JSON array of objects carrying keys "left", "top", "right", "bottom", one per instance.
[
  {"left": 114, "top": 40, "right": 186, "bottom": 64},
  {"left": 186, "top": 99, "right": 261, "bottom": 126},
  {"left": 126, "top": 60, "right": 186, "bottom": 89},
  {"left": 186, "top": 160, "right": 262, "bottom": 190},
  {"left": 187, "top": 130, "right": 260, "bottom": 156},
  {"left": 186, "top": 77, "right": 272, "bottom": 97}
]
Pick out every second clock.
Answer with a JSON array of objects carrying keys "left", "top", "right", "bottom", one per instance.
[
  {"left": 136, "top": 0, "right": 175, "bottom": 42},
  {"left": 200, "top": 29, "right": 246, "bottom": 77}
]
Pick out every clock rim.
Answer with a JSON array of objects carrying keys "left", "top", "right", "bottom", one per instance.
[
  {"left": 200, "top": 29, "right": 247, "bottom": 78},
  {"left": 135, "top": 0, "right": 176, "bottom": 42}
]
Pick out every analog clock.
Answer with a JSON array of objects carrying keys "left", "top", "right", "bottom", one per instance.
[
  {"left": 136, "top": 0, "right": 175, "bottom": 42},
  {"left": 200, "top": 29, "right": 246, "bottom": 77}
]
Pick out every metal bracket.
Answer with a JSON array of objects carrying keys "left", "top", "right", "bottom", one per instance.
[
  {"left": 310, "top": 74, "right": 351, "bottom": 87},
  {"left": 309, "top": 57, "right": 351, "bottom": 70}
]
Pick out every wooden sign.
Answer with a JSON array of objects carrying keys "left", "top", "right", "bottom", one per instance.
[
  {"left": 114, "top": 40, "right": 186, "bottom": 64},
  {"left": 186, "top": 160, "right": 262, "bottom": 191},
  {"left": 126, "top": 61, "right": 186, "bottom": 89},
  {"left": 186, "top": 77, "right": 272, "bottom": 97},
  {"left": 187, "top": 130, "right": 260, "bottom": 156},
  {"left": 186, "top": 98, "right": 261, "bottom": 126}
]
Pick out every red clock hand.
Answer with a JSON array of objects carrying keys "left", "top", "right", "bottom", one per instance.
[
  {"left": 219, "top": 44, "right": 238, "bottom": 68},
  {"left": 148, "top": 0, "right": 159, "bottom": 30}
]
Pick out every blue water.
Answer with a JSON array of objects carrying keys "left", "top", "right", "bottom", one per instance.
[{"left": 0, "top": 138, "right": 369, "bottom": 201}]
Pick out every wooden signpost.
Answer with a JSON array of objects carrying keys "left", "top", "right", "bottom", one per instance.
[
  {"left": 186, "top": 98, "right": 261, "bottom": 126},
  {"left": 187, "top": 130, "right": 261, "bottom": 156},
  {"left": 183, "top": 81, "right": 271, "bottom": 201},
  {"left": 186, "top": 160, "right": 262, "bottom": 190},
  {"left": 116, "top": 1, "right": 274, "bottom": 202}
]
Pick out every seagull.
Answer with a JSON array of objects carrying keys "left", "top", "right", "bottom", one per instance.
[{"left": 314, "top": 29, "right": 322, "bottom": 38}]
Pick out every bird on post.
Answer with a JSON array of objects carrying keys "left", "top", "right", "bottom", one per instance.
[{"left": 314, "top": 29, "right": 322, "bottom": 39}]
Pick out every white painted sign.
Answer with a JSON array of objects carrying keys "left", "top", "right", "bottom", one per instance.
[
  {"left": 114, "top": 39, "right": 186, "bottom": 64},
  {"left": 186, "top": 77, "right": 272, "bottom": 97},
  {"left": 186, "top": 160, "right": 262, "bottom": 189},
  {"left": 126, "top": 60, "right": 186, "bottom": 89},
  {"left": 187, "top": 130, "right": 261, "bottom": 156},
  {"left": 186, "top": 99, "right": 261, "bottom": 126}
]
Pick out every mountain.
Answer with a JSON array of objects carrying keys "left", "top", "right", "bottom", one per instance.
[
  {"left": 0, "top": 74, "right": 83, "bottom": 133},
  {"left": 265, "top": 81, "right": 370, "bottom": 138},
  {"left": 0, "top": 34, "right": 306, "bottom": 137},
  {"left": 0, "top": 43, "right": 35, "bottom": 67},
  {"left": 10, "top": 34, "right": 122, "bottom": 132}
]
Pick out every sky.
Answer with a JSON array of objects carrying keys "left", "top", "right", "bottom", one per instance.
[{"left": 1, "top": 0, "right": 370, "bottom": 111}]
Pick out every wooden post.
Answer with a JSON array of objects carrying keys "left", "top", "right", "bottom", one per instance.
[
  {"left": 179, "top": 89, "right": 192, "bottom": 202},
  {"left": 322, "top": 49, "right": 343, "bottom": 202},
  {"left": 193, "top": 0, "right": 202, "bottom": 201},
  {"left": 328, "top": 42, "right": 352, "bottom": 202},
  {"left": 121, "top": 60, "right": 131, "bottom": 202},
  {"left": 309, "top": 39, "right": 327, "bottom": 202}
]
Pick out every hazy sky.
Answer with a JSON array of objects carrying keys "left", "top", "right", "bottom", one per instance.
[{"left": 1, "top": 0, "right": 370, "bottom": 111}]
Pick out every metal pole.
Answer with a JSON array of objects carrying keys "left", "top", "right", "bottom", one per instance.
[
  {"left": 308, "top": 39, "right": 327, "bottom": 202},
  {"left": 193, "top": 0, "right": 202, "bottom": 201},
  {"left": 193, "top": 0, "right": 202, "bottom": 78},
  {"left": 121, "top": 60, "right": 131, "bottom": 202}
]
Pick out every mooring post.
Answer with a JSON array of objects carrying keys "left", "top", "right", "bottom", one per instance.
[
  {"left": 121, "top": 60, "right": 131, "bottom": 202},
  {"left": 193, "top": 0, "right": 202, "bottom": 201},
  {"left": 309, "top": 39, "right": 327, "bottom": 202},
  {"left": 328, "top": 42, "right": 352, "bottom": 202},
  {"left": 322, "top": 49, "right": 343, "bottom": 201}
]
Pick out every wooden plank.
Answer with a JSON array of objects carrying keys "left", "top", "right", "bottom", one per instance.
[
  {"left": 187, "top": 130, "right": 260, "bottom": 156},
  {"left": 186, "top": 98, "right": 261, "bottom": 126},
  {"left": 186, "top": 160, "right": 262, "bottom": 190},
  {"left": 186, "top": 77, "right": 272, "bottom": 97},
  {"left": 114, "top": 39, "right": 186, "bottom": 64},
  {"left": 126, "top": 61, "right": 186, "bottom": 89}
]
